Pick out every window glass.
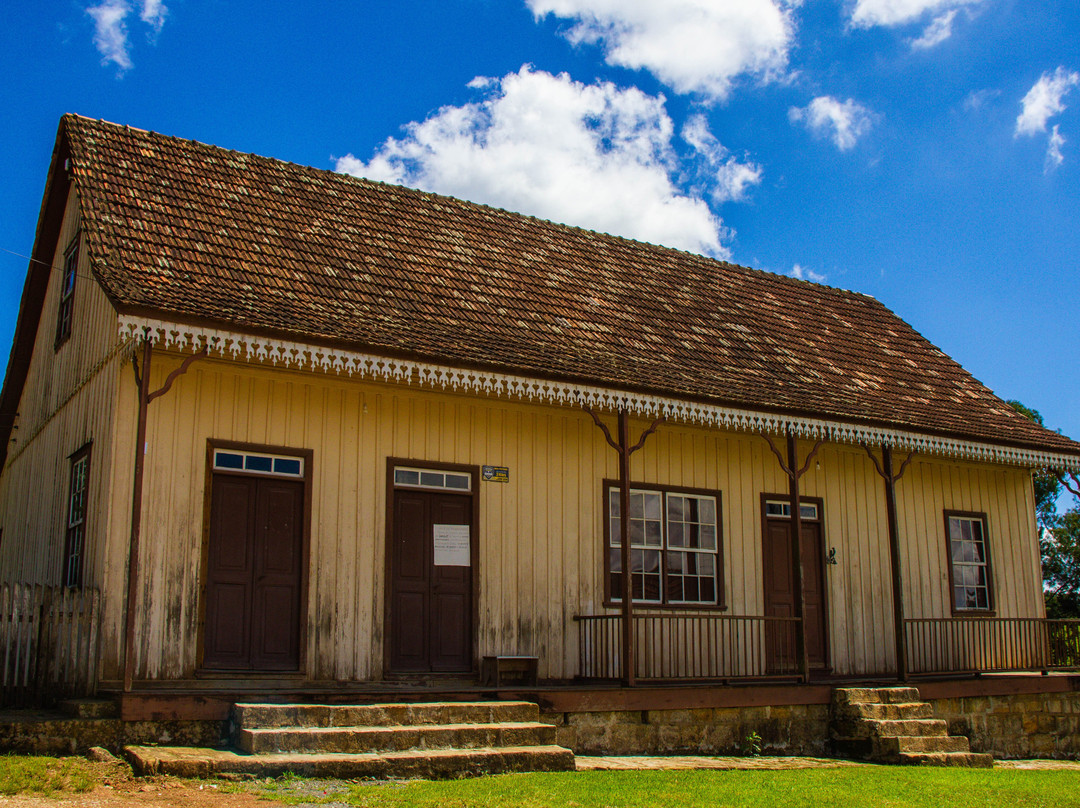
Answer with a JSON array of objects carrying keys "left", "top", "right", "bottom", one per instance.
[
  {"left": 393, "top": 466, "right": 472, "bottom": 492},
  {"left": 607, "top": 485, "right": 721, "bottom": 606},
  {"left": 55, "top": 233, "right": 79, "bottom": 347},
  {"left": 214, "top": 449, "right": 304, "bottom": 478},
  {"left": 63, "top": 448, "right": 90, "bottom": 588},
  {"left": 947, "top": 513, "right": 992, "bottom": 612}
]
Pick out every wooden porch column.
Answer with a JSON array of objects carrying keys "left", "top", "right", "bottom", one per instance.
[
  {"left": 123, "top": 338, "right": 208, "bottom": 692},
  {"left": 864, "top": 443, "right": 916, "bottom": 681},
  {"left": 787, "top": 433, "right": 810, "bottom": 683},
  {"left": 585, "top": 406, "right": 664, "bottom": 687},
  {"left": 617, "top": 411, "right": 634, "bottom": 687}
]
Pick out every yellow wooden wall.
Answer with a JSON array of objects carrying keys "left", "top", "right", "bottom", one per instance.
[
  {"left": 120, "top": 352, "right": 1044, "bottom": 682},
  {"left": 0, "top": 190, "right": 124, "bottom": 595}
]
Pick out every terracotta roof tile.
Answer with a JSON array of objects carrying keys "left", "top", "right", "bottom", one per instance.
[{"left": 61, "top": 114, "right": 1079, "bottom": 456}]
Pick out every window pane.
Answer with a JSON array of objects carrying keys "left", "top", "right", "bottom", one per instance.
[
  {"left": 445, "top": 474, "right": 470, "bottom": 490},
  {"left": 699, "top": 524, "right": 716, "bottom": 550},
  {"left": 609, "top": 489, "right": 620, "bottom": 517},
  {"left": 644, "top": 520, "right": 663, "bottom": 547},
  {"left": 216, "top": 452, "right": 244, "bottom": 470},
  {"left": 799, "top": 504, "right": 818, "bottom": 520},
  {"left": 273, "top": 458, "right": 302, "bottom": 476},
  {"left": 609, "top": 517, "right": 621, "bottom": 547},
  {"left": 420, "top": 471, "right": 443, "bottom": 488},
  {"left": 644, "top": 493, "right": 662, "bottom": 520},
  {"left": 609, "top": 547, "right": 622, "bottom": 572},
  {"left": 667, "top": 496, "right": 686, "bottom": 522},
  {"left": 960, "top": 519, "right": 972, "bottom": 543},
  {"left": 699, "top": 498, "right": 716, "bottom": 523},
  {"left": 630, "top": 519, "right": 644, "bottom": 545},
  {"left": 395, "top": 469, "right": 420, "bottom": 486},
  {"left": 669, "top": 522, "right": 687, "bottom": 548},
  {"left": 629, "top": 493, "right": 644, "bottom": 519},
  {"left": 949, "top": 517, "right": 963, "bottom": 542},
  {"left": 245, "top": 455, "right": 273, "bottom": 472}
]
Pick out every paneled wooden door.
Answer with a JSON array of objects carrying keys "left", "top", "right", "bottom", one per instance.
[
  {"left": 203, "top": 473, "right": 304, "bottom": 671},
  {"left": 389, "top": 488, "right": 474, "bottom": 673},
  {"left": 763, "top": 505, "right": 829, "bottom": 672}
]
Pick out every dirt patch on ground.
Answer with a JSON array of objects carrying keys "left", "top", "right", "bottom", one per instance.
[{"left": 0, "top": 759, "right": 284, "bottom": 808}]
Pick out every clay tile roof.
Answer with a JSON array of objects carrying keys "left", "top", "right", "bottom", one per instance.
[{"left": 60, "top": 114, "right": 1079, "bottom": 457}]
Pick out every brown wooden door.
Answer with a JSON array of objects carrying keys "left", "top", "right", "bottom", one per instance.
[
  {"left": 389, "top": 489, "right": 473, "bottom": 672},
  {"left": 763, "top": 514, "right": 828, "bottom": 671},
  {"left": 203, "top": 474, "right": 304, "bottom": 671}
]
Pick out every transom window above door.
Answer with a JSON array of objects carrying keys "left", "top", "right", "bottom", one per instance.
[
  {"left": 394, "top": 467, "right": 472, "bottom": 492},
  {"left": 213, "top": 449, "right": 304, "bottom": 478},
  {"left": 764, "top": 500, "right": 819, "bottom": 520}
]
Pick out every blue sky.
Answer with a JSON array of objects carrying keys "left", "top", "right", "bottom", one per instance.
[{"left": 1, "top": 0, "right": 1078, "bottom": 467}]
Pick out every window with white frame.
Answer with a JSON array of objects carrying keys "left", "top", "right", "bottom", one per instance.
[
  {"left": 606, "top": 484, "right": 722, "bottom": 606},
  {"left": 63, "top": 445, "right": 91, "bottom": 588},
  {"left": 946, "top": 512, "right": 993, "bottom": 612}
]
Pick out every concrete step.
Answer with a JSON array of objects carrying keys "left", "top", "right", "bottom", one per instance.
[
  {"left": 233, "top": 701, "right": 539, "bottom": 729},
  {"left": 236, "top": 720, "right": 557, "bottom": 755},
  {"left": 874, "top": 735, "right": 972, "bottom": 756},
  {"left": 832, "top": 687, "right": 921, "bottom": 706},
  {"left": 833, "top": 718, "right": 948, "bottom": 739},
  {"left": 124, "top": 743, "right": 576, "bottom": 779},
  {"left": 894, "top": 751, "right": 994, "bottom": 768},
  {"left": 834, "top": 701, "right": 934, "bottom": 721}
]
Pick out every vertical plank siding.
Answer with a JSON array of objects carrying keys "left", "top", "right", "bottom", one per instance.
[
  {"left": 0, "top": 189, "right": 122, "bottom": 603},
  {"left": 115, "top": 352, "right": 1045, "bottom": 683}
]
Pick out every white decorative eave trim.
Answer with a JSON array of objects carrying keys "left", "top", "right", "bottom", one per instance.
[{"left": 119, "top": 315, "right": 1080, "bottom": 472}]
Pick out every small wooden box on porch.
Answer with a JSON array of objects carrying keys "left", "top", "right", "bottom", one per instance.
[{"left": 480, "top": 655, "right": 539, "bottom": 687}]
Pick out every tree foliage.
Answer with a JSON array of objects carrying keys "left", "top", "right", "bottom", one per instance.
[
  {"left": 1005, "top": 400, "right": 1061, "bottom": 532},
  {"left": 1006, "top": 400, "right": 1080, "bottom": 617}
]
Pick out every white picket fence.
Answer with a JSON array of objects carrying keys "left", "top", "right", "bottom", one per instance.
[{"left": 0, "top": 583, "right": 101, "bottom": 707}]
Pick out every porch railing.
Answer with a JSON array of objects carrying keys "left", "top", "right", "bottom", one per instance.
[
  {"left": 0, "top": 583, "right": 101, "bottom": 707},
  {"left": 904, "top": 617, "right": 1080, "bottom": 676},
  {"left": 575, "top": 613, "right": 801, "bottom": 681}
]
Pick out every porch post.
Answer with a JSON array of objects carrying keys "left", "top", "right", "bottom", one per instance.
[
  {"left": 122, "top": 338, "right": 152, "bottom": 693},
  {"left": 787, "top": 433, "right": 810, "bottom": 683},
  {"left": 882, "top": 444, "right": 909, "bottom": 680},
  {"left": 617, "top": 410, "right": 635, "bottom": 687}
]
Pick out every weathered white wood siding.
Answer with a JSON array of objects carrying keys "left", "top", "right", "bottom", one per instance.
[
  {"left": 124, "top": 352, "right": 1044, "bottom": 682},
  {"left": 0, "top": 190, "right": 123, "bottom": 598}
]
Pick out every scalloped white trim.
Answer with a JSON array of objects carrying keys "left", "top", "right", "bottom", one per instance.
[{"left": 118, "top": 315, "right": 1080, "bottom": 472}]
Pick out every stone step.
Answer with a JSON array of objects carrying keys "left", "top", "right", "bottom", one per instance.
[
  {"left": 874, "top": 735, "right": 972, "bottom": 756},
  {"left": 832, "top": 687, "right": 921, "bottom": 706},
  {"left": 895, "top": 751, "right": 994, "bottom": 768},
  {"left": 834, "top": 702, "right": 933, "bottom": 721},
  {"left": 124, "top": 743, "right": 576, "bottom": 779},
  {"left": 233, "top": 701, "right": 538, "bottom": 730},
  {"left": 833, "top": 718, "right": 948, "bottom": 739},
  {"left": 236, "top": 720, "right": 557, "bottom": 755}
]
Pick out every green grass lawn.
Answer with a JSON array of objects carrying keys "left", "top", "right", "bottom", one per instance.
[
  {"left": 251, "top": 768, "right": 1080, "bottom": 808},
  {"left": 0, "top": 755, "right": 95, "bottom": 796}
]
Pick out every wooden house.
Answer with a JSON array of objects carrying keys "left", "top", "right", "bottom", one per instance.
[{"left": 1, "top": 114, "right": 1078, "bottom": 716}]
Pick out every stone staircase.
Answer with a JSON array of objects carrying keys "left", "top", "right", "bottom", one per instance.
[
  {"left": 125, "top": 700, "right": 575, "bottom": 779},
  {"left": 831, "top": 687, "right": 992, "bottom": 767}
]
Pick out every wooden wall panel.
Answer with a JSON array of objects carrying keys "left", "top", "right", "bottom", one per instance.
[
  {"left": 126, "top": 351, "right": 1047, "bottom": 682},
  {"left": 0, "top": 190, "right": 122, "bottom": 590}
]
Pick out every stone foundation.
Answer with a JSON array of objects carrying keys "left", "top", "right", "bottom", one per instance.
[
  {"left": 543, "top": 704, "right": 830, "bottom": 756},
  {"left": 928, "top": 691, "right": 1080, "bottom": 760},
  {"left": 0, "top": 713, "right": 227, "bottom": 755}
]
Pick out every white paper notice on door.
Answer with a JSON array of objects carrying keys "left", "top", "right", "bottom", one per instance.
[{"left": 433, "top": 524, "right": 471, "bottom": 566}]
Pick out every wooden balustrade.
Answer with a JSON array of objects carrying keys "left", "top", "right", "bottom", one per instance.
[
  {"left": 904, "top": 617, "right": 1080, "bottom": 676},
  {"left": 0, "top": 583, "right": 101, "bottom": 707},
  {"left": 574, "top": 613, "right": 801, "bottom": 681}
]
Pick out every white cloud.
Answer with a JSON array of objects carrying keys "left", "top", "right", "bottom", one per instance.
[
  {"left": 85, "top": 0, "right": 168, "bottom": 71},
  {"left": 910, "top": 9, "right": 957, "bottom": 50},
  {"left": 961, "top": 88, "right": 1000, "bottom": 112},
  {"left": 526, "top": 0, "right": 797, "bottom": 101},
  {"left": 681, "top": 114, "right": 762, "bottom": 203},
  {"left": 140, "top": 0, "right": 167, "bottom": 34},
  {"left": 850, "top": 0, "right": 982, "bottom": 47},
  {"left": 87, "top": 0, "right": 132, "bottom": 71},
  {"left": 788, "top": 96, "right": 874, "bottom": 151},
  {"left": 1015, "top": 67, "right": 1079, "bottom": 136},
  {"left": 336, "top": 67, "right": 737, "bottom": 257},
  {"left": 1045, "top": 125, "right": 1066, "bottom": 173},
  {"left": 789, "top": 264, "right": 826, "bottom": 283},
  {"left": 850, "top": 0, "right": 980, "bottom": 28}
]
